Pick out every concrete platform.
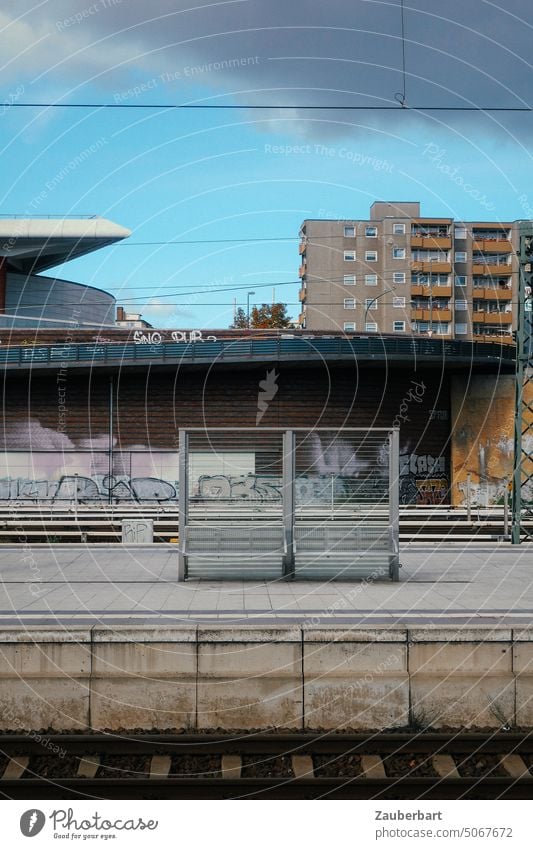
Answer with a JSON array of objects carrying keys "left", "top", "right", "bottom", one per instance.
[
  {"left": 1, "top": 543, "right": 532, "bottom": 731},
  {"left": 0, "top": 622, "right": 532, "bottom": 731},
  {"left": 0, "top": 542, "right": 531, "bottom": 626}
]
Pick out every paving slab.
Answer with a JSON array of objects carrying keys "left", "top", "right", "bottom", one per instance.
[{"left": 0, "top": 543, "right": 532, "bottom": 625}]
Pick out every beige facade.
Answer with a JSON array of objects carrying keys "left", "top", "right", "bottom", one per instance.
[{"left": 298, "top": 201, "right": 517, "bottom": 342}]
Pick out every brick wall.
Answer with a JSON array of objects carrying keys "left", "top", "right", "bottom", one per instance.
[{"left": 1, "top": 364, "right": 450, "bottom": 504}]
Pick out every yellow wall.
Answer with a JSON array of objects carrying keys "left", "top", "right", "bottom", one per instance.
[{"left": 451, "top": 372, "right": 533, "bottom": 506}]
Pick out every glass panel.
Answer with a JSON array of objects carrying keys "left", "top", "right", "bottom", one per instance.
[
  {"left": 186, "top": 431, "right": 284, "bottom": 518},
  {"left": 294, "top": 430, "right": 390, "bottom": 515}
]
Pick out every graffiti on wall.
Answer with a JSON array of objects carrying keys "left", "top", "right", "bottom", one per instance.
[
  {"left": 132, "top": 330, "right": 217, "bottom": 345},
  {"left": 191, "top": 450, "right": 449, "bottom": 507},
  {"left": 196, "top": 473, "right": 387, "bottom": 505},
  {"left": 0, "top": 474, "right": 178, "bottom": 503},
  {"left": 456, "top": 434, "right": 533, "bottom": 507},
  {"left": 399, "top": 453, "right": 448, "bottom": 505},
  {"left": 197, "top": 474, "right": 281, "bottom": 501},
  {"left": 0, "top": 445, "right": 449, "bottom": 505}
]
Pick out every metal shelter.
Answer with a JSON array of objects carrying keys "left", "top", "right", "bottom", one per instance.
[{"left": 178, "top": 427, "right": 400, "bottom": 581}]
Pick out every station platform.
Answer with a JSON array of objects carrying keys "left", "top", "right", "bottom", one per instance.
[
  {"left": 0, "top": 542, "right": 531, "bottom": 626},
  {"left": 1, "top": 542, "right": 533, "bottom": 732}
]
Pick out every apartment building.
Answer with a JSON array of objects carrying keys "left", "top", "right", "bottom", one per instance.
[{"left": 298, "top": 201, "right": 516, "bottom": 341}]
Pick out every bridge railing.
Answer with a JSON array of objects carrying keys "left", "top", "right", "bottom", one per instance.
[{"left": 0, "top": 336, "right": 517, "bottom": 369}]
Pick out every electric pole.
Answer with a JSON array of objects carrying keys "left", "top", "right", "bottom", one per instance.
[{"left": 512, "top": 226, "right": 533, "bottom": 543}]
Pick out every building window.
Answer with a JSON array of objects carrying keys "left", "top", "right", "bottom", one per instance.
[
  {"left": 455, "top": 323, "right": 468, "bottom": 334},
  {"left": 393, "top": 320, "right": 406, "bottom": 332},
  {"left": 454, "top": 226, "right": 467, "bottom": 239},
  {"left": 393, "top": 296, "right": 406, "bottom": 308},
  {"left": 413, "top": 273, "right": 450, "bottom": 286},
  {"left": 343, "top": 298, "right": 356, "bottom": 309},
  {"left": 415, "top": 321, "right": 449, "bottom": 335},
  {"left": 393, "top": 272, "right": 406, "bottom": 284},
  {"left": 364, "top": 274, "right": 378, "bottom": 286},
  {"left": 393, "top": 223, "right": 405, "bottom": 235},
  {"left": 455, "top": 275, "right": 467, "bottom": 286},
  {"left": 455, "top": 251, "right": 467, "bottom": 262},
  {"left": 365, "top": 225, "right": 377, "bottom": 237},
  {"left": 343, "top": 274, "right": 356, "bottom": 286},
  {"left": 455, "top": 299, "right": 468, "bottom": 311},
  {"left": 343, "top": 321, "right": 356, "bottom": 332},
  {"left": 344, "top": 250, "right": 356, "bottom": 261},
  {"left": 365, "top": 321, "right": 378, "bottom": 332},
  {"left": 392, "top": 247, "right": 406, "bottom": 259},
  {"left": 412, "top": 249, "right": 449, "bottom": 262},
  {"left": 344, "top": 225, "right": 356, "bottom": 237},
  {"left": 364, "top": 298, "right": 378, "bottom": 311},
  {"left": 365, "top": 250, "right": 378, "bottom": 262}
]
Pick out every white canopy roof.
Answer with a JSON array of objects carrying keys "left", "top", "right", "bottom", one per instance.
[{"left": 0, "top": 217, "right": 131, "bottom": 273}]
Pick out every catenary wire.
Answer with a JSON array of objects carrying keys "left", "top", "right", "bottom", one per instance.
[{"left": 5, "top": 102, "right": 533, "bottom": 111}]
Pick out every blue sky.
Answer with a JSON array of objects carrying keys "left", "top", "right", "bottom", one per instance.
[{"left": 2, "top": 1, "right": 533, "bottom": 328}]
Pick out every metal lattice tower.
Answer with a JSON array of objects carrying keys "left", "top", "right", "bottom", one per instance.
[{"left": 512, "top": 225, "right": 533, "bottom": 543}]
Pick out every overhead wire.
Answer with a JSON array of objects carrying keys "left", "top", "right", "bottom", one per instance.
[{"left": 5, "top": 103, "right": 533, "bottom": 111}]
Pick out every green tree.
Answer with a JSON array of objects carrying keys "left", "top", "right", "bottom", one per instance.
[
  {"left": 250, "top": 302, "right": 291, "bottom": 328},
  {"left": 230, "top": 307, "right": 248, "bottom": 328}
]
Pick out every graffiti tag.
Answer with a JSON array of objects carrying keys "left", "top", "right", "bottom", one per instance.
[{"left": 133, "top": 330, "right": 217, "bottom": 344}]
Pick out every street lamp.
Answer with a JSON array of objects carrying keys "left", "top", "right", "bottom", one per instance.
[{"left": 247, "top": 291, "right": 255, "bottom": 328}]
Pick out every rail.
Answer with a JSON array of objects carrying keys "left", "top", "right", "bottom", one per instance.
[{"left": 1, "top": 732, "right": 532, "bottom": 800}]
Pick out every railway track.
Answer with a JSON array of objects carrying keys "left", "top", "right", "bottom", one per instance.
[{"left": 1, "top": 732, "right": 533, "bottom": 799}]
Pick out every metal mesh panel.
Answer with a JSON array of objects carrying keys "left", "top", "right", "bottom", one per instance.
[
  {"left": 184, "top": 525, "right": 286, "bottom": 580},
  {"left": 294, "top": 524, "right": 389, "bottom": 550},
  {"left": 186, "top": 525, "right": 285, "bottom": 553},
  {"left": 292, "top": 522, "right": 392, "bottom": 580}
]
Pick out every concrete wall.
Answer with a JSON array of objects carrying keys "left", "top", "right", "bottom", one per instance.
[
  {"left": 1, "top": 625, "right": 532, "bottom": 731},
  {"left": 451, "top": 372, "right": 533, "bottom": 506}
]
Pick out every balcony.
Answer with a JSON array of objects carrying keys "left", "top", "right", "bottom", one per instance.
[
  {"left": 473, "top": 287, "right": 513, "bottom": 301},
  {"left": 411, "top": 261, "right": 452, "bottom": 274},
  {"left": 412, "top": 308, "right": 452, "bottom": 322},
  {"left": 472, "top": 311, "right": 513, "bottom": 325},
  {"left": 298, "top": 264, "right": 306, "bottom": 278},
  {"left": 472, "top": 263, "right": 512, "bottom": 276},
  {"left": 473, "top": 333, "right": 514, "bottom": 345},
  {"left": 298, "top": 288, "right": 306, "bottom": 302},
  {"left": 472, "top": 239, "right": 513, "bottom": 253},
  {"left": 297, "top": 312, "right": 306, "bottom": 325},
  {"left": 298, "top": 242, "right": 306, "bottom": 255},
  {"left": 410, "top": 236, "right": 451, "bottom": 249},
  {"left": 411, "top": 284, "right": 452, "bottom": 298}
]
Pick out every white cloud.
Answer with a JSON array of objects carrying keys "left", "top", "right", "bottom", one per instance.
[
  {"left": 142, "top": 297, "right": 195, "bottom": 327},
  {"left": 4, "top": 1, "right": 532, "bottom": 139}
]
